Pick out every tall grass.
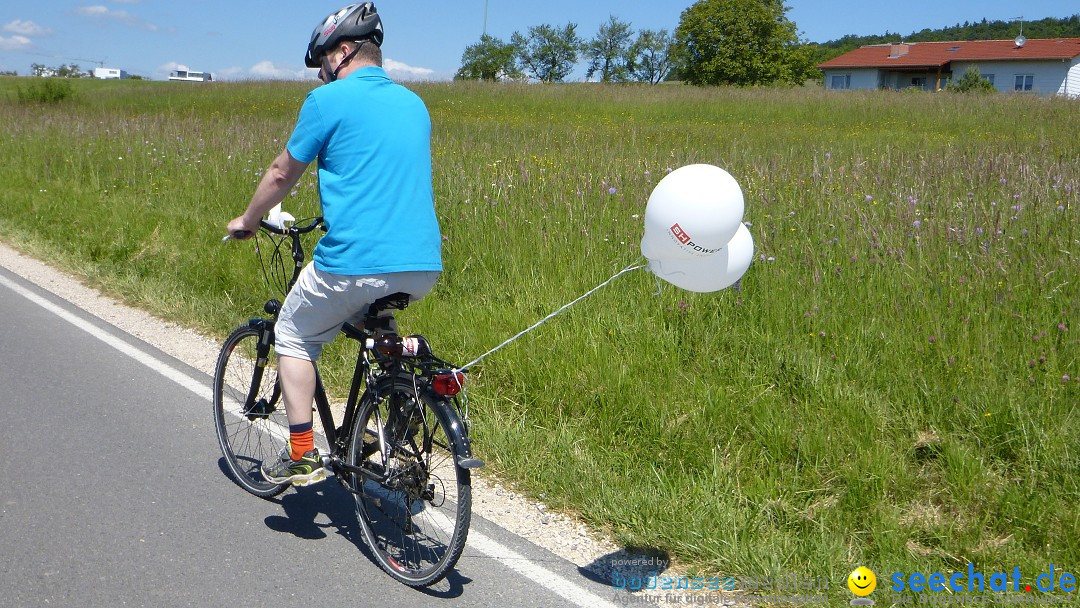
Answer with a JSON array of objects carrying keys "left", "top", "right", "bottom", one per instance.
[{"left": 0, "top": 78, "right": 1076, "bottom": 602}]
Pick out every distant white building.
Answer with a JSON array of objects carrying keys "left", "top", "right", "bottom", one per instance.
[
  {"left": 819, "top": 38, "right": 1080, "bottom": 97},
  {"left": 168, "top": 69, "right": 214, "bottom": 82},
  {"left": 93, "top": 67, "right": 129, "bottom": 80}
]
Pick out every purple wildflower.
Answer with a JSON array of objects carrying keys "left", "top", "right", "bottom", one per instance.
[
  {"left": 608, "top": 187, "right": 617, "bottom": 195},
  {"left": 913, "top": 220, "right": 922, "bottom": 228}
]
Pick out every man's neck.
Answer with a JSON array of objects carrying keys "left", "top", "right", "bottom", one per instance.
[{"left": 336, "top": 60, "right": 377, "bottom": 80}]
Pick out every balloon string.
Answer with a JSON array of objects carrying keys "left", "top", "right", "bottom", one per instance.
[{"left": 456, "top": 261, "right": 647, "bottom": 372}]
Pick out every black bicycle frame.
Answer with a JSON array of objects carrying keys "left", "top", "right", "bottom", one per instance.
[{"left": 246, "top": 217, "right": 479, "bottom": 486}]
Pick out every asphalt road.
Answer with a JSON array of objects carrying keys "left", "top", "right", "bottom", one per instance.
[{"left": 0, "top": 266, "right": 630, "bottom": 608}]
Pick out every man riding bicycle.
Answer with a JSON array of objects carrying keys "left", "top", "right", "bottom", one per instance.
[{"left": 226, "top": 2, "right": 442, "bottom": 485}]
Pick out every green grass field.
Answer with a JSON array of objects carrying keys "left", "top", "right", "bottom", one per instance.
[{"left": 1, "top": 77, "right": 1077, "bottom": 603}]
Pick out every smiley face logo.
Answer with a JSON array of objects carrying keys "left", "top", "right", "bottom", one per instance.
[{"left": 848, "top": 566, "right": 877, "bottom": 596}]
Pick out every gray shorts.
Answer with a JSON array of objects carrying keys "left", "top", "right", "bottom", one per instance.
[{"left": 274, "top": 263, "right": 440, "bottom": 361}]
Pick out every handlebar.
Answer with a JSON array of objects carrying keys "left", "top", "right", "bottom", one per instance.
[{"left": 223, "top": 216, "right": 324, "bottom": 241}]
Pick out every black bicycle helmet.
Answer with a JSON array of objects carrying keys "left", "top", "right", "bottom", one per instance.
[{"left": 304, "top": 2, "right": 383, "bottom": 68}]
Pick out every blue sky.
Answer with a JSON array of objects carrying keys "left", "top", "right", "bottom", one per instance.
[{"left": 1, "top": 1, "right": 1077, "bottom": 80}]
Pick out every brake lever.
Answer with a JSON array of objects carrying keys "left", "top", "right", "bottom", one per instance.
[{"left": 222, "top": 230, "right": 253, "bottom": 242}]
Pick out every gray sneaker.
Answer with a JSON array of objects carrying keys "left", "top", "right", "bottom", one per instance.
[{"left": 261, "top": 448, "right": 326, "bottom": 486}]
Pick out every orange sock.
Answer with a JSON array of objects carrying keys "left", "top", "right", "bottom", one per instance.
[{"left": 289, "top": 423, "right": 314, "bottom": 460}]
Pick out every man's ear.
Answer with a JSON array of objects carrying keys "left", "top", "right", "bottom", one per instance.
[{"left": 337, "top": 42, "right": 353, "bottom": 61}]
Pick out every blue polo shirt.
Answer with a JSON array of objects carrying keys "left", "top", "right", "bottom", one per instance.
[{"left": 286, "top": 66, "right": 442, "bottom": 275}]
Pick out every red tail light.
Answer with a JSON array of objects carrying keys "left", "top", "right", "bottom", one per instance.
[{"left": 432, "top": 372, "right": 465, "bottom": 397}]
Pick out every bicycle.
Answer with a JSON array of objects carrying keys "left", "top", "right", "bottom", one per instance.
[{"left": 212, "top": 215, "right": 483, "bottom": 587}]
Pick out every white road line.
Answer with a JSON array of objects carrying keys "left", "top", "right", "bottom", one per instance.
[
  {"left": 468, "top": 531, "right": 621, "bottom": 608},
  {"left": 0, "top": 271, "right": 620, "bottom": 608},
  {"left": 0, "top": 273, "right": 212, "bottom": 402}
]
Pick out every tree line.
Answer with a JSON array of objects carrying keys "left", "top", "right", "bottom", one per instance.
[
  {"left": 456, "top": 18, "right": 675, "bottom": 84},
  {"left": 457, "top": 0, "right": 1079, "bottom": 86},
  {"left": 456, "top": 0, "right": 811, "bottom": 86}
]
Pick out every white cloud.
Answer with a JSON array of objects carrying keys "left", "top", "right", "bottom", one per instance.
[
  {"left": 3, "top": 20, "right": 51, "bottom": 36},
  {"left": 383, "top": 58, "right": 436, "bottom": 81},
  {"left": 211, "top": 61, "right": 313, "bottom": 81},
  {"left": 0, "top": 35, "right": 32, "bottom": 51},
  {"left": 191, "top": 58, "right": 439, "bottom": 82},
  {"left": 76, "top": 5, "right": 158, "bottom": 31},
  {"left": 76, "top": 5, "right": 109, "bottom": 16},
  {"left": 155, "top": 61, "right": 187, "bottom": 78},
  {"left": 249, "top": 60, "right": 309, "bottom": 80}
]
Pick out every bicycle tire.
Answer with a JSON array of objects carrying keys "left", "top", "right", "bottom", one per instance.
[
  {"left": 347, "top": 374, "right": 471, "bottom": 587},
  {"left": 213, "top": 324, "right": 290, "bottom": 498}
]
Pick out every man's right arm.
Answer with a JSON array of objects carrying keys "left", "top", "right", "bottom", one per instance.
[{"left": 227, "top": 150, "right": 309, "bottom": 236}]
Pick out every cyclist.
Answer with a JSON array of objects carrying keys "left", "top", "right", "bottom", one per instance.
[{"left": 226, "top": 2, "right": 442, "bottom": 485}]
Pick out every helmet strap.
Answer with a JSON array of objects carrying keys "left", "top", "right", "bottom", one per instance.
[{"left": 322, "top": 40, "right": 367, "bottom": 83}]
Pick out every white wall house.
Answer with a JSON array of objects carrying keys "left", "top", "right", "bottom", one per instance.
[
  {"left": 93, "top": 67, "right": 129, "bottom": 80},
  {"left": 168, "top": 69, "right": 214, "bottom": 82},
  {"left": 819, "top": 38, "right": 1080, "bottom": 97}
]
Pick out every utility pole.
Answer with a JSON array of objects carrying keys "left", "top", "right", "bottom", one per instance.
[{"left": 483, "top": 0, "right": 489, "bottom": 36}]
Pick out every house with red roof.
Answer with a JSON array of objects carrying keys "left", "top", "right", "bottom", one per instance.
[{"left": 818, "top": 37, "right": 1080, "bottom": 96}]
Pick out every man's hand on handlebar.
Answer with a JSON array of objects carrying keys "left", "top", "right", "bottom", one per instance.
[{"left": 225, "top": 215, "right": 259, "bottom": 241}]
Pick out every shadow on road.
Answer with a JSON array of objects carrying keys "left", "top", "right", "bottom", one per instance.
[{"left": 260, "top": 474, "right": 471, "bottom": 599}]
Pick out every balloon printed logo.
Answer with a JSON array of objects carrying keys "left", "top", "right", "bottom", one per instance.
[
  {"left": 641, "top": 164, "right": 753, "bottom": 293},
  {"left": 670, "top": 223, "right": 692, "bottom": 245}
]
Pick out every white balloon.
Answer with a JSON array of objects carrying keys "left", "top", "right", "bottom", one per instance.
[
  {"left": 648, "top": 224, "right": 754, "bottom": 293},
  {"left": 640, "top": 164, "right": 745, "bottom": 261}
]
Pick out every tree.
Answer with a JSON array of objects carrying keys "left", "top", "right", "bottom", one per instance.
[
  {"left": 30, "top": 62, "right": 88, "bottom": 78},
  {"left": 672, "top": 0, "right": 808, "bottom": 86},
  {"left": 56, "top": 63, "right": 88, "bottom": 78},
  {"left": 511, "top": 23, "right": 582, "bottom": 83},
  {"left": 455, "top": 34, "right": 523, "bottom": 81},
  {"left": 627, "top": 29, "right": 674, "bottom": 84},
  {"left": 584, "top": 15, "right": 634, "bottom": 82},
  {"left": 946, "top": 66, "right": 996, "bottom": 93}
]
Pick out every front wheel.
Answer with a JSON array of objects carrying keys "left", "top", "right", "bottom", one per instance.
[
  {"left": 347, "top": 375, "right": 472, "bottom": 587},
  {"left": 213, "top": 324, "right": 290, "bottom": 498}
]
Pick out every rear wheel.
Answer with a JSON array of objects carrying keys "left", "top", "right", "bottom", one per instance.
[
  {"left": 347, "top": 375, "right": 471, "bottom": 587},
  {"left": 213, "top": 324, "right": 290, "bottom": 498}
]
